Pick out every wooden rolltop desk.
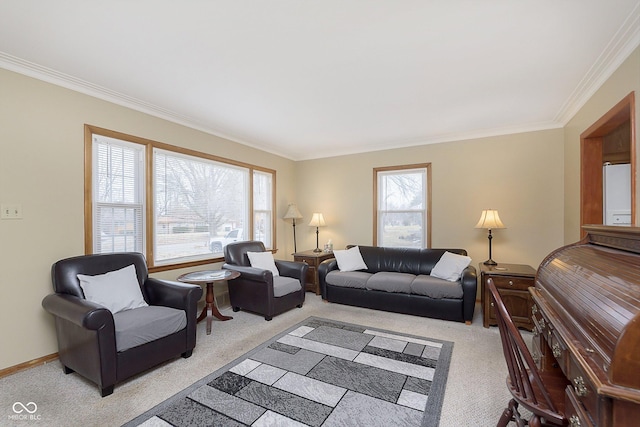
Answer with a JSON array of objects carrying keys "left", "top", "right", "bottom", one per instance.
[{"left": 530, "top": 225, "right": 640, "bottom": 426}]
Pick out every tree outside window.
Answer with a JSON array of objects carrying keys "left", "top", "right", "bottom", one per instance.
[{"left": 153, "top": 149, "right": 250, "bottom": 264}]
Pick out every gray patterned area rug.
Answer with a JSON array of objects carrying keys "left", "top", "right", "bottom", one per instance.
[{"left": 123, "top": 317, "right": 453, "bottom": 427}]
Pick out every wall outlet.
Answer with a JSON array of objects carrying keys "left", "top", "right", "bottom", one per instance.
[{"left": 1, "top": 204, "right": 23, "bottom": 219}]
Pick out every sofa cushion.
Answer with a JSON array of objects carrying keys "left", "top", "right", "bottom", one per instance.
[
  {"left": 273, "top": 276, "right": 302, "bottom": 297},
  {"left": 113, "top": 305, "right": 186, "bottom": 352},
  {"left": 77, "top": 264, "right": 148, "bottom": 314},
  {"left": 325, "top": 271, "right": 372, "bottom": 289},
  {"left": 366, "top": 272, "right": 415, "bottom": 293},
  {"left": 411, "top": 275, "right": 464, "bottom": 299},
  {"left": 430, "top": 251, "right": 472, "bottom": 281},
  {"left": 333, "top": 246, "right": 368, "bottom": 271}
]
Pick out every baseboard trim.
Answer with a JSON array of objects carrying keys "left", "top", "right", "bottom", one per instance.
[{"left": 0, "top": 353, "right": 58, "bottom": 379}]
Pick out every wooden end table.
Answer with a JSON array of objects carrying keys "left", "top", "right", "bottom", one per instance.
[
  {"left": 293, "top": 250, "right": 335, "bottom": 295},
  {"left": 177, "top": 269, "right": 240, "bottom": 335},
  {"left": 480, "top": 263, "right": 536, "bottom": 331}
]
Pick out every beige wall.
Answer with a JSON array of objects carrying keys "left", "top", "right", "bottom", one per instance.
[
  {"left": 294, "top": 130, "right": 565, "bottom": 272},
  {"left": 0, "top": 45, "right": 637, "bottom": 372},
  {"left": 0, "top": 69, "right": 297, "bottom": 370},
  {"left": 563, "top": 47, "right": 640, "bottom": 243}
]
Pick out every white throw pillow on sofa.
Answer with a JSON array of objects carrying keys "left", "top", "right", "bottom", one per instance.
[
  {"left": 334, "top": 246, "right": 368, "bottom": 272},
  {"left": 247, "top": 251, "right": 280, "bottom": 277},
  {"left": 77, "top": 264, "right": 148, "bottom": 314},
  {"left": 430, "top": 251, "right": 472, "bottom": 282}
]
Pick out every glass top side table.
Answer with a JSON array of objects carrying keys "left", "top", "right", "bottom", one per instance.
[{"left": 177, "top": 269, "right": 240, "bottom": 335}]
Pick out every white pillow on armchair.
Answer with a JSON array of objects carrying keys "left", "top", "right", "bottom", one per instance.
[
  {"left": 77, "top": 264, "right": 148, "bottom": 313},
  {"left": 246, "top": 251, "right": 280, "bottom": 277}
]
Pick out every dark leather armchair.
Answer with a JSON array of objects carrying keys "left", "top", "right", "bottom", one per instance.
[
  {"left": 223, "top": 241, "right": 307, "bottom": 320},
  {"left": 42, "top": 252, "right": 203, "bottom": 397}
]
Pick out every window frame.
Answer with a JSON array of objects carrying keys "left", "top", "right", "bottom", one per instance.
[
  {"left": 84, "top": 125, "right": 276, "bottom": 272},
  {"left": 373, "top": 163, "right": 432, "bottom": 248}
]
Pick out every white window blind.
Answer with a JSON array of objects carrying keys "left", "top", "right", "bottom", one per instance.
[
  {"left": 253, "top": 170, "right": 273, "bottom": 249},
  {"left": 92, "top": 136, "right": 145, "bottom": 254},
  {"left": 153, "top": 148, "right": 250, "bottom": 264}
]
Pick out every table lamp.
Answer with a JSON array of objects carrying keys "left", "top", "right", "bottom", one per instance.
[
  {"left": 475, "top": 209, "right": 506, "bottom": 265},
  {"left": 309, "top": 213, "right": 326, "bottom": 253}
]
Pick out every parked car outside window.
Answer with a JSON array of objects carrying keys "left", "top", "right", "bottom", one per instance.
[{"left": 209, "top": 229, "right": 244, "bottom": 253}]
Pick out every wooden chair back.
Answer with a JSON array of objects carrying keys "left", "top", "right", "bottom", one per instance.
[{"left": 487, "top": 278, "right": 567, "bottom": 426}]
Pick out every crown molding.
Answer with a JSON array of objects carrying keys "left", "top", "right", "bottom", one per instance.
[
  {"left": 2, "top": 3, "right": 639, "bottom": 163},
  {"left": 554, "top": 2, "right": 640, "bottom": 124},
  {"left": 0, "top": 52, "right": 294, "bottom": 160},
  {"left": 0, "top": 52, "right": 193, "bottom": 122},
  {"left": 297, "top": 120, "right": 564, "bottom": 161}
]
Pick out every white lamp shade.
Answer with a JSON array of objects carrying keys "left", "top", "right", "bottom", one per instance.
[
  {"left": 283, "top": 203, "right": 303, "bottom": 220},
  {"left": 309, "top": 213, "right": 326, "bottom": 227},
  {"left": 475, "top": 210, "right": 506, "bottom": 230}
]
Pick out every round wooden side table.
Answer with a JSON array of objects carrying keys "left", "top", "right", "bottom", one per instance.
[{"left": 177, "top": 269, "right": 240, "bottom": 335}]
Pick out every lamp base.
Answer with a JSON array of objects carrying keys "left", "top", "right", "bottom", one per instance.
[
  {"left": 483, "top": 259, "right": 498, "bottom": 266},
  {"left": 313, "top": 248, "right": 322, "bottom": 253}
]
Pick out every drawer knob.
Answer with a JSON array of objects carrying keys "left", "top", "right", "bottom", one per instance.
[
  {"left": 569, "top": 415, "right": 581, "bottom": 427},
  {"left": 573, "top": 376, "right": 588, "bottom": 397},
  {"left": 508, "top": 280, "right": 514, "bottom": 286},
  {"left": 552, "top": 343, "right": 562, "bottom": 358}
]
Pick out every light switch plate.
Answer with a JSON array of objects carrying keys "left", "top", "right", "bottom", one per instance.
[{"left": 1, "top": 204, "right": 23, "bottom": 219}]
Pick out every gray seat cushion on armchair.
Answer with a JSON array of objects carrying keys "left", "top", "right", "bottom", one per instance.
[
  {"left": 113, "top": 306, "right": 187, "bottom": 351},
  {"left": 273, "top": 276, "right": 302, "bottom": 297}
]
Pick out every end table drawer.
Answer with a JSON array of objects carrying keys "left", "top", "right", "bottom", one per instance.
[{"left": 491, "top": 275, "right": 533, "bottom": 291}]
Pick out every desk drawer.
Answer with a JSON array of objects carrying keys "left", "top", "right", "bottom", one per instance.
[
  {"left": 565, "top": 385, "right": 595, "bottom": 427},
  {"left": 547, "top": 327, "right": 569, "bottom": 373},
  {"left": 531, "top": 334, "right": 544, "bottom": 370},
  {"left": 532, "top": 305, "right": 548, "bottom": 339},
  {"left": 567, "top": 356, "right": 598, "bottom": 424}
]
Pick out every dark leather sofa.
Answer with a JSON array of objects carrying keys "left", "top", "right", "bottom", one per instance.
[
  {"left": 318, "top": 245, "right": 477, "bottom": 323},
  {"left": 42, "top": 252, "right": 203, "bottom": 397}
]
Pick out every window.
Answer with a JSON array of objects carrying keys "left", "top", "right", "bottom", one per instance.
[
  {"left": 374, "top": 164, "right": 431, "bottom": 248},
  {"left": 253, "top": 170, "right": 273, "bottom": 248},
  {"left": 92, "top": 135, "right": 145, "bottom": 255},
  {"left": 85, "top": 125, "right": 275, "bottom": 270},
  {"left": 153, "top": 148, "right": 250, "bottom": 265}
]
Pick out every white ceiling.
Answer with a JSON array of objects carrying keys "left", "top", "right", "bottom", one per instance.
[{"left": 1, "top": 1, "right": 639, "bottom": 160}]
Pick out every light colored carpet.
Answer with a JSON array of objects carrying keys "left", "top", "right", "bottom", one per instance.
[{"left": 0, "top": 297, "right": 518, "bottom": 426}]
